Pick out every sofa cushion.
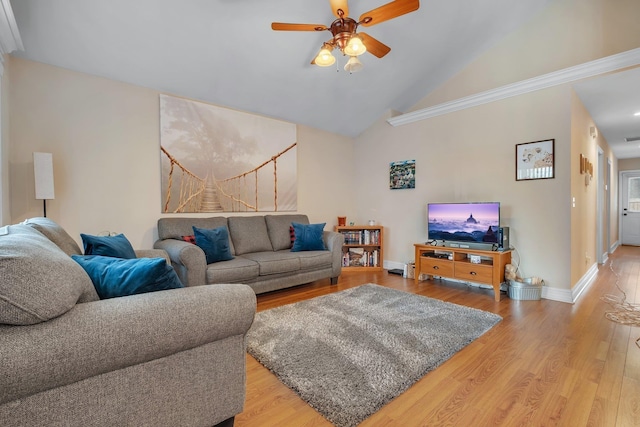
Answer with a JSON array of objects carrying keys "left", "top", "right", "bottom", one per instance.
[
  {"left": 81, "top": 233, "right": 137, "bottom": 259},
  {"left": 205, "top": 257, "right": 260, "bottom": 283},
  {"left": 72, "top": 255, "right": 184, "bottom": 299},
  {"left": 265, "top": 214, "right": 310, "bottom": 251},
  {"left": 0, "top": 224, "right": 95, "bottom": 325},
  {"left": 296, "top": 250, "right": 333, "bottom": 270},
  {"left": 241, "top": 251, "right": 301, "bottom": 276},
  {"left": 291, "top": 222, "right": 326, "bottom": 252},
  {"left": 192, "top": 226, "right": 234, "bottom": 264},
  {"left": 158, "top": 217, "right": 235, "bottom": 255},
  {"left": 23, "top": 217, "right": 82, "bottom": 256},
  {"left": 228, "top": 216, "right": 273, "bottom": 255}
]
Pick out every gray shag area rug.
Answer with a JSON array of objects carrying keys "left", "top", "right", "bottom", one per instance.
[{"left": 246, "top": 284, "right": 502, "bottom": 427}]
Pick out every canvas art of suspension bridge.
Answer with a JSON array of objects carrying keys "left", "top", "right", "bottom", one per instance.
[{"left": 160, "top": 94, "right": 298, "bottom": 213}]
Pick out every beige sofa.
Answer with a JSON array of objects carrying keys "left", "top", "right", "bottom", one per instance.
[
  {"left": 154, "top": 214, "right": 344, "bottom": 294},
  {"left": 0, "top": 218, "right": 256, "bottom": 427}
]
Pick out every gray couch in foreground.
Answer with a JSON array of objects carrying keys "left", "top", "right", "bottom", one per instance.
[
  {"left": 154, "top": 214, "right": 344, "bottom": 294},
  {"left": 0, "top": 218, "right": 256, "bottom": 427}
]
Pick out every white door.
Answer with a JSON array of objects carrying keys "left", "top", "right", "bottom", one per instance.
[{"left": 621, "top": 171, "right": 640, "bottom": 246}]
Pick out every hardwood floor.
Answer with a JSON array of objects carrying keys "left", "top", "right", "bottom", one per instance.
[{"left": 235, "top": 246, "right": 640, "bottom": 426}]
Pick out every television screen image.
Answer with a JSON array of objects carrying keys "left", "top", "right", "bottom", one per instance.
[{"left": 427, "top": 202, "right": 500, "bottom": 244}]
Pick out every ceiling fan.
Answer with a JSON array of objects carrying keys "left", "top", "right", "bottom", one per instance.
[{"left": 271, "top": 0, "right": 420, "bottom": 72}]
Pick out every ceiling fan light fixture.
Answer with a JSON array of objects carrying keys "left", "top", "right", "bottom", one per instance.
[
  {"left": 315, "top": 46, "right": 336, "bottom": 67},
  {"left": 344, "top": 55, "right": 363, "bottom": 73},
  {"left": 344, "top": 34, "right": 366, "bottom": 56}
]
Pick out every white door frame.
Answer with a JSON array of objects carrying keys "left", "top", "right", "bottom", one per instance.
[
  {"left": 619, "top": 169, "right": 640, "bottom": 245},
  {"left": 597, "top": 148, "right": 604, "bottom": 263}
]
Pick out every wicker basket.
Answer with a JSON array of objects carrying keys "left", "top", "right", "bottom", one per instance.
[{"left": 508, "top": 278, "right": 542, "bottom": 300}]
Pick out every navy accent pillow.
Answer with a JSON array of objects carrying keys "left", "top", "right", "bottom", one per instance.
[
  {"left": 80, "top": 233, "right": 137, "bottom": 259},
  {"left": 291, "top": 222, "right": 326, "bottom": 252},
  {"left": 193, "top": 226, "right": 234, "bottom": 264},
  {"left": 71, "top": 255, "right": 184, "bottom": 299}
]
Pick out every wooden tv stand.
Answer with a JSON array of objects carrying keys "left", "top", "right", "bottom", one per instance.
[{"left": 414, "top": 243, "right": 512, "bottom": 301}]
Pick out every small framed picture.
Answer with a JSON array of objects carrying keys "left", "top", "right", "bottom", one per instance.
[
  {"left": 390, "top": 160, "right": 415, "bottom": 189},
  {"left": 515, "top": 139, "right": 555, "bottom": 181}
]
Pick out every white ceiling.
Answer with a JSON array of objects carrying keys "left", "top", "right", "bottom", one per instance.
[
  {"left": 573, "top": 67, "right": 640, "bottom": 160},
  {"left": 9, "top": 0, "right": 556, "bottom": 137},
  {"left": 10, "top": 0, "right": 639, "bottom": 157}
]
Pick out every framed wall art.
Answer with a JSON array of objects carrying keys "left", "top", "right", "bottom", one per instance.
[
  {"left": 515, "top": 139, "right": 555, "bottom": 181},
  {"left": 160, "top": 94, "right": 297, "bottom": 213},
  {"left": 390, "top": 160, "right": 415, "bottom": 189}
]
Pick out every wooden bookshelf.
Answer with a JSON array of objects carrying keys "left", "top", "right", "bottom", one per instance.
[{"left": 334, "top": 225, "right": 383, "bottom": 271}]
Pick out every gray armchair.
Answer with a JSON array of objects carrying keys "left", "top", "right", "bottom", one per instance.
[{"left": 0, "top": 219, "right": 256, "bottom": 427}]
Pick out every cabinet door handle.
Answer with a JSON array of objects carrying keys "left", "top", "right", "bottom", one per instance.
[
  {"left": 470, "top": 271, "right": 477, "bottom": 275},
  {"left": 433, "top": 266, "right": 439, "bottom": 270}
]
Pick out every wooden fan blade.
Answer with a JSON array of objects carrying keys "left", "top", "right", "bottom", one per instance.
[
  {"left": 359, "top": 33, "right": 391, "bottom": 58},
  {"left": 359, "top": 0, "right": 419, "bottom": 27},
  {"left": 271, "top": 22, "right": 327, "bottom": 31},
  {"left": 329, "top": 0, "right": 349, "bottom": 18}
]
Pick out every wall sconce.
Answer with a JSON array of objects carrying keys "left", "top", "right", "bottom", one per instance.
[
  {"left": 33, "top": 152, "right": 55, "bottom": 217},
  {"left": 589, "top": 126, "right": 597, "bottom": 139}
]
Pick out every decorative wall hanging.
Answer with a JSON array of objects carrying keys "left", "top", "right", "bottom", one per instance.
[
  {"left": 160, "top": 94, "right": 297, "bottom": 213},
  {"left": 515, "top": 139, "right": 555, "bottom": 181},
  {"left": 389, "top": 160, "right": 415, "bottom": 189},
  {"left": 580, "top": 154, "right": 593, "bottom": 186}
]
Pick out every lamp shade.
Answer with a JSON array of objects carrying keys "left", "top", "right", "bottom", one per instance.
[
  {"left": 344, "top": 35, "right": 366, "bottom": 56},
  {"left": 33, "top": 152, "right": 55, "bottom": 200},
  {"left": 314, "top": 46, "right": 336, "bottom": 67},
  {"left": 344, "top": 56, "right": 363, "bottom": 73}
]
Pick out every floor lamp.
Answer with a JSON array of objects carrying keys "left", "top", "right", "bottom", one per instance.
[{"left": 33, "top": 152, "right": 55, "bottom": 217}]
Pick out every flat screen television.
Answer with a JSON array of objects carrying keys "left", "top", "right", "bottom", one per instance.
[{"left": 427, "top": 202, "right": 500, "bottom": 247}]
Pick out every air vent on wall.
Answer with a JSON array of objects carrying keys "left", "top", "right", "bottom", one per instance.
[{"left": 625, "top": 136, "right": 640, "bottom": 142}]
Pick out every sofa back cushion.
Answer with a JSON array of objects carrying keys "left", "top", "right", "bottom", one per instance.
[
  {"left": 0, "top": 224, "right": 98, "bottom": 325},
  {"left": 228, "top": 216, "right": 273, "bottom": 255},
  {"left": 265, "top": 214, "right": 310, "bottom": 251},
  {"left": 158, "top": 217, "right": 235, "bottom": 254},
  {"left": 23, "top": 217, "right": 82, "bottom": 256}
]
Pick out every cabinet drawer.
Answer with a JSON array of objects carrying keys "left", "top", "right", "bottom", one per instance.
[
  {"left": 454, "top": 263, "right": 493, "bottom": 284},
  {"left": 420, "top": 257, "right": 454, "bottom": 277}
]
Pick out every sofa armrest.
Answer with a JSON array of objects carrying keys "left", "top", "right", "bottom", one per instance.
[
  {"left": 154, "top": 238, "right": 206, "bottom": 286},
  {"left": 0, "top": 284, "right": 256, "bottom": 405},
  {"left": 135, "top": 248, "right": 170, "bottom": 263},
  {"left": 323, "top": 230, "right": 344, "bottom": 279}
]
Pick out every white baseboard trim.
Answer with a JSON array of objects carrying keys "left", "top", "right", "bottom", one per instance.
[
  {"left": 610, "top": 240, "right": 620, "bottom": 253},
  {"left": 384, "top": 260, "right": 405, "bottom": 271},
  {"left": 540, "top": 263, "right": 598, "bottom": 304},
  {"left": 388, "top": 259, "right": 599, "bottom": 305}
]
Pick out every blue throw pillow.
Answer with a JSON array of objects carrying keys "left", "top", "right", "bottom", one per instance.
[
  {"left": 81, "top": 233, "right": 137, "bottom": 259},
  {"left": 71, "top": 255, "right": 184, "bottom": 299},
  {"left": 291, "top": 222, "right": 326, "bottom": 252},
  {"left": 193, "top": 226, "right": 234, "bottom": 264}
]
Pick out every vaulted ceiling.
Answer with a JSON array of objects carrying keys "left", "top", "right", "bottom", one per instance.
[
  {"left": 9, "top": 0, "right": 555, "bottom": 137},
  {"left": 10, "top": 0, "right": 640, "bottom": 159}
]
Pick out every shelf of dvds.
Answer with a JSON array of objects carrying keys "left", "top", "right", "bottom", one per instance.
[{"left": 334, "top": 225, "right": 383, "bottom": 271}]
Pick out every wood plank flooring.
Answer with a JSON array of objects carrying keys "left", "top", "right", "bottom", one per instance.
[{"left": 235, "top": 246, "right": 640, "bottom": 426}]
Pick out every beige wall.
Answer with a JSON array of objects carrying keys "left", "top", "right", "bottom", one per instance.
[
  {"left": 6, "top": 57, "right": 355, "bottom": 248},
  {"left": 351, "top": 0, "right": 637, "bottom": 298},
  {"left": 618, "top": 158, "right": 640, "bottom": 171},
  {"left": 1, "top": 55, "right": 9, "bottom": 225},
  {"left": 569, "top": 91, "right": 618, "bottom": 284},
  {"left": 355, "top": 85, "right": 572, "bottom": 291},
  {"left": 411, "top": 0, "right": 640, "bottom": 112}
]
